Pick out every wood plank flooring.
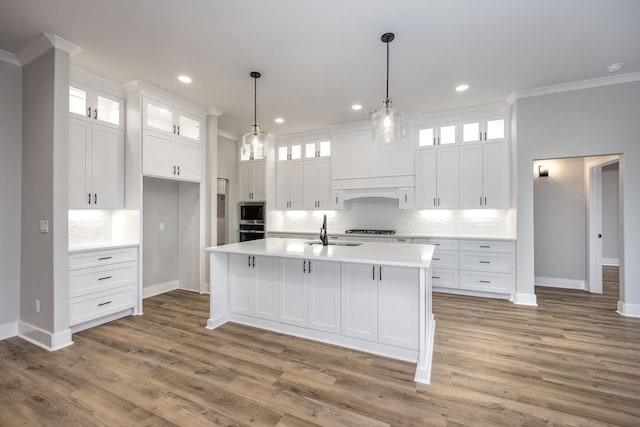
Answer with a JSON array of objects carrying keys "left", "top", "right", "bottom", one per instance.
[{"left": 1, "top": 266, "right": 639, "bottom": 426}]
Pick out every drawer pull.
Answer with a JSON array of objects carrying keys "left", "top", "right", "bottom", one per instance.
[
  {"left": 98, "top": 276, "right": 112, "bottom": 281},
  {"left": 433, "top": 257, "right": 440, "bottom": 261},
  {"left": 479, "top": 245, "right": 491, "bottom": 248},
  {"left": 432, "top": 276, "right": 440, "bottom": 279},
  {"left": 98, "top": 301, "right": 112, "bottom": 307},
  {"left": 480, "top": 280, "right": 491, "bottom": 284},
  {"left": 433, "top": 243, "right": 440, "bottom": 246},
  {"left": 479, "top": 261, "right": 491, "bottom": 264},
  {"left": 98, "top": 256, "right": 113, "bottom": 261}
]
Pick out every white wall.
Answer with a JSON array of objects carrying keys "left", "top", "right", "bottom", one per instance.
[
  {"left": 142, "top": 177, "right": 178, "bottom": 288},
  {"left": 533, "top": 157, "right": 586, "bottom": 284},
  {"left": 218, "top": 135, "right": 238, "bottom": 243},
  {"left": 514, "top": 80, "right": 640, "bottom": 311},
  {"left": 0, "top": 59, "right": 22, "bottom": 335},
  {"left": 602, "top": 162, "right": 619, "bottom": 262}
]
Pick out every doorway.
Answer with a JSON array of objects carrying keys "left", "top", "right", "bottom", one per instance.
[
  {"left": 217, "top": 178, "right": 229, "bottom": 246},
  {"left": 533, "top": 155, "right": 622, "bottom": 308}
]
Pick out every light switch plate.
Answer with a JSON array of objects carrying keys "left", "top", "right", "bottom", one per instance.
[
  {"left": 159, "top": 222, "right": 165, "bottom": 231},
  {"left": 39, "top": 220, "right": 49, "bottom": 233}
]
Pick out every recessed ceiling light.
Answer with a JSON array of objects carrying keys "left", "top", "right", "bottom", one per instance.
[
  {"left": 274, "top": 117, "right": 285, "bottom": 124},
  {"left": 178, "top": 75, "right": 192, "bottom": 83},
  {"left": 607, "top": 63, "right": 624, "bottom": 73},
  {"left": 351, "top": 104, "right": 362, "bottom": 111},
  {"left": 455, "top": 84, "right": 469, "bottom": 92}
]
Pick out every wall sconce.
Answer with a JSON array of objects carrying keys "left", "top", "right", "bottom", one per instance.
[{"left": 538, "top": 164, "right": 549, "bottom": 178}]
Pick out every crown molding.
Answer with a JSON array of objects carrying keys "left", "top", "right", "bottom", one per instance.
[
  {"left": 509, "top": 72, "right": 640, "bottom": 102},
  {"left": 207, "top": 107, "right": 223, "bottom": 117},
  {"left": 16, "top": 33, "right": 81, "bottom": 66},
  {"left": 0, "top": 49, "right": 20, "bottom": 66},
  {"left": 70, "top": 65, "right": 124, "bottom": 98},
  {"left": 218, "top": 129, "right": 239, "bottom": 141},
  {"left": 123, "top": 80, "right": 207, "bottom": 117}
]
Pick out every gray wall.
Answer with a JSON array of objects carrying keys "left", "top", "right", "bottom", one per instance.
[
  {"left": 0, "top": 60, "right": 22, "bottom": 329},
  {"left": 20, "top": 48, "right": 70, "bottom": 333},
  {"left": 602, "top": 162, "right": 619, "bottom": 261},
  {"left": 218, "top": 135, "right": 238, "bottom": 244},
  {"left": 534, "top": 157, "right": 586, "bottom": 281},
  {"left": 143, "top": 177, "right": 178, "bottom": 287},
  {"left": 514, "top": 81, "right": 640, "bottom": 307}
]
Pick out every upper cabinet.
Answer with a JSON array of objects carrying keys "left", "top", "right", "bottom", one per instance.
[
  {"left": 69, "top": 82, "right": 124, "bottom": 130},
  {"left": 303, "top": 140, "right": 331, "bottom": 210},
  {"left": 416, "top": 122, "right": 458, "bottom": 148},
  {"left": 141, "top": 97, "right": 204, "bottom": 182},
  {"left": 239, "top": 160, "right": 266, "bottom": 201},
  {"left": 459, "top": 141, "right": 509, "bottom": 209},
  {"left": 461, "top": 117, "right": 507, "bottom": 144}
]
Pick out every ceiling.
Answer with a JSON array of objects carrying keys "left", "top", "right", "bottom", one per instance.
[{"left": 1, "top": 0, "right": 639, "bottom": 137}]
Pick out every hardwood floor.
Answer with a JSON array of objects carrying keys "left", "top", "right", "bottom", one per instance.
[{"left": 1, "top": 267, "right": 639, "bottom": 426}]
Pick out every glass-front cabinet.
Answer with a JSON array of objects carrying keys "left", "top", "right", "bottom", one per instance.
[
  {"left": 142, "top": 98, "right": 202, "bottom": 144},
  {"left": 461, "top": 118, "right": 506, "bottom": 143},
  {"left": 69, "top": 82, "right": 124, "bottom": 130},
  {"left": 417, "top": 122, "right": 458, "bottom": 147}
]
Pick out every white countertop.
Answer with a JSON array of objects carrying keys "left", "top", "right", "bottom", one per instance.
[
  {"left": 267, "top": 230, "right": 516, "bottom": 241},
  {"left": 208, "top": 238, "right": 435, "bottom": 268},
  {"left": 69, "top": 242, "right": 140, "bottom": 253}
]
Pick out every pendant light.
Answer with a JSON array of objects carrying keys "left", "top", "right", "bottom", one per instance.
[
  {"left": 372, "top": 32, "right": 405, "bottom": 143},
  {"left": 241, "top": 71, "right": 267, "bottom": 160}
]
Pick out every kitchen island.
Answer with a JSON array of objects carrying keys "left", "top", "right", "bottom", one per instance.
[{"left": 206, "top": 238, "right": 436, "bottom": 384}]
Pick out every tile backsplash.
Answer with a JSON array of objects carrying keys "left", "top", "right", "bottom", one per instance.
[{"left": 268, "top": 198, "right": 516, "bottom": 238}]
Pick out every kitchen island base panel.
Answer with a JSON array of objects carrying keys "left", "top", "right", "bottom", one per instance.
[{"left": 433, "top": 286, "right": 511, "bottom": 300}]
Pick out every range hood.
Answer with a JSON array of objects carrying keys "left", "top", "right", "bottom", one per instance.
[{"left": 332, "top": 175, "right": 413, "bottom": 201}]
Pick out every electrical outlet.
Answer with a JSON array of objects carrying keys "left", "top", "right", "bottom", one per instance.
[
  {"left": 159, "top": 222, "right": 165, "bottom": 231},
  {"left": 39, "top": 220, "right": 49, "bottom": 233},
  {"left": 35, "top": 299, "right": 40, "bottom": 313}
]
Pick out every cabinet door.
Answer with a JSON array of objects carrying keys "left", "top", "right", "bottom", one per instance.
[
  {"left": 229, "top": 254, "right": 254, "bottom": 315},
  {"left": 280, "top": 258, "right": 308, "bottom": 327},
  {"left": 341, "top": 263, "right": 377, "bottom": 342},
  {"left": 303, "top": 160, "right": 318, "bottom": 209},
  {"left": 315, "top": 158, "right": 332, "bottom": 209},
  {"left": 68, "top": 118, "right": 91, "bottom": 208},
  {"left": 414, "top": 149, "right": 437, "bottom": 209},
  {"left": 93, "top": 89, "right": 124, "bottom": 130},
  {"left": 484, "top": 118, "right": 506, "bottom": 142},
  {"left": 175, "top": 140, "right": 203, "bottom": 182},
  {"left": 254, "top": 256, "right": 279, "bottom": 321},
  {"left": 459, "top": 144, "right": 484, "bottom": 209},
  {"left": 239, "top": 162, "right": 254, "bottom": 201},
  {"left": 308, "top": 260, "right": 341, "bottom": 333},
  {"left": 143, "top": 130, "right": 175, "bottom": 179},
  {"left": 252, "top": 161, "right": 266, "bottom": 201},
  {"left": 482, "top": 141, "right": 509, "bottom": 208},
  {"left": 91, "top": 124, "right": 124, "bottom": 208},
  {"left": 289, "top": 162, "right": 304, "bottom": 210},
  {"left": 143, "top": 98, "right": 175, "bottom": 135},
  {"left": 378, "top": 266, "right": 419, "bottom": 350},
  {"left": 176, "top": 111, "right": 202, "bottom": 143},
  {"left": 276, "top": 162, "right": 289, "bottom": 209},
  {"left": 437, "top": 146, "right": 460, "bottom": 209},
  {"left": 69, "top": 83, "right": 91, "bottom": 123}
]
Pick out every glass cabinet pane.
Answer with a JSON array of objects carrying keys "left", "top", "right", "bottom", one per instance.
[
  {"left": 278, "top": 146, "right": 288, "bottom": 161},
  {"left": 463, "top": 122, "right": 481, "bottom": 142},
  {"left": 69, "top": 86, "right": 87, "bottom": 116},
  {"left": 418, "top": 128, "right": 435, "bottom": 147},
  {"left": 252, "top": 143, "right": 265, "bottom": 160},
  {"left": 486, "top": 119, "right": 505, "bottom": 140},
  {"left": 178, "top": 114, "right": 200, "bottom": 141},
  {"left": 319, "top": 140, "right": 331, "bottom": 157},
  {"left": 241, "top": 145, "right": 252, "bottom": 161},
  {"left": 305, "top": 143, "right": 316, "bottom": 158},
  {"left": 96, "top": 95, "right": 120, "bottom": 126},
  {"left": 439, "top": 125, "right": 456, "bottom": 145},
  {"left": 290, "top": 144, "right": 301, "bottom": 160},
  {"left": 146, "top": 103, "right": 173, "bottom": 133}
]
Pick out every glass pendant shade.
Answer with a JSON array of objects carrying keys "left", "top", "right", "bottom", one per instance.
[
  {"left": 241, "top": 123, "right": 266, "bottom": 160},
  {"left": 372, "top": 99, "right": 405, "bottom": 143}
]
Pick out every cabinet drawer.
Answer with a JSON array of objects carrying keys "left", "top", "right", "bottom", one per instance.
[
  {"left": 69, "top": 285, "right": 136, "bottom": 326},
  {"left": 460, "top": 271, "right": 512, "bottom": 293},
  {"left": 69, "top": 261, "right": 137, "bottom": 298},
  {"left": 460, "top": 252, "right": 512, "bottom": 273},
  {"left": 431, "top": 250, "right": 458, "bottom": 269},
  {"left": 431, "top": 268, "right": 459, "bottom": 289},
  {"left": 459, "top": 240, "right": 513, "bottom": 253},
  {"left": 69, "top": 246, "right": 137, "bottom": 270},
  {"left": 429, "top": 239, "right": 459, "bottom": 251}
]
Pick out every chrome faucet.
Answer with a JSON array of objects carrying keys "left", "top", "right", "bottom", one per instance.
[{"left": 320, "top": 214, "right": 329, "bottom": 246}]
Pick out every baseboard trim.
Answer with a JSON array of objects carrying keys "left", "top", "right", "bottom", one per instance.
[
  {"left": 535, "top": 276, "right": 586, "bottom": 290},
  {"left": 18, "top": 322, "right": 73, "bottom": 351},
  {"left": 617, "top": 301, "right": 640, "bottom": 318},
  {"left": 513, "top": 292, "right": 538, "bottom": 306},
  {"left": 602, "top": 258, "right": 620, "bottom": 266},
  {"left": 143, "top": 280, "right": 178, "bottom": 299},
  {"left": 201, "top": 283, "right": 211, "bottom": 295},
  {"left": 0, "top": 321, "right": 18, "bottom": 340}
]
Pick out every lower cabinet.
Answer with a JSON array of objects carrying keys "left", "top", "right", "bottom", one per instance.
[
  {"left": 228, "top": 254, "right": 419, "bottom": 350},
  {"left": 68, "top": 246, "right": 139, "bottom": 331}
]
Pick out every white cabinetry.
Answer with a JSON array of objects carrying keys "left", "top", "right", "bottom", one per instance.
[
  {"left": 228, "top": 254, "right": 278, "bottom": 320},
  {"left": 461, "top": 117, "right": 506, "bottom": 143},
  {"left": 68, "top": 246, "right": 138, "bottom": 331},
  {"left": 239, "top": 160, "right": 265, "bottom": 201},
  {"left": 417, "top": 122, "right": 458, "bottom": 147},
  {"left": 280, "top": 257, "right": 309, "bottom": 327},
  {"left": 459, "top": 240, "right": 514, "bottom": 294},
  {"left": 68, "top": 117, "right": 124, "bottom": 209},
  {"left": 415, "top": 146, "right": 459, "bottom": 209},
  {"left": 69, "top": 82, "right": 124, "bottom": 130},
  {"left": 418, "top": 239, "right": 459, "bottom": 289},
  {"left": 459, "top": 141, "right": 509, "bottom": 209},
  {"left": 307, "top": 259, "right": 341, "bottom": 333},
  {"left": 276, "top": 145, "right": 304, "bottom": 209},
  {"left": 341, "top": 263, "right": 418, "bottom": 349},
  {"left": 141, "top": 98, "right": 204, "bottom": 182}
]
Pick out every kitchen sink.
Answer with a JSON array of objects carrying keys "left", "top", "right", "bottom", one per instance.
[{"left": 305, "top": 241, "right": 363, "bottom": 247}]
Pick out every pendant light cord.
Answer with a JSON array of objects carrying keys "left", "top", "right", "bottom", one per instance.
[
  {"left": 385, "top": 40, "right": 389, "bottom": 104},
  {"left": 254, "top": 76, "right": 257, "bottom": 127}
]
